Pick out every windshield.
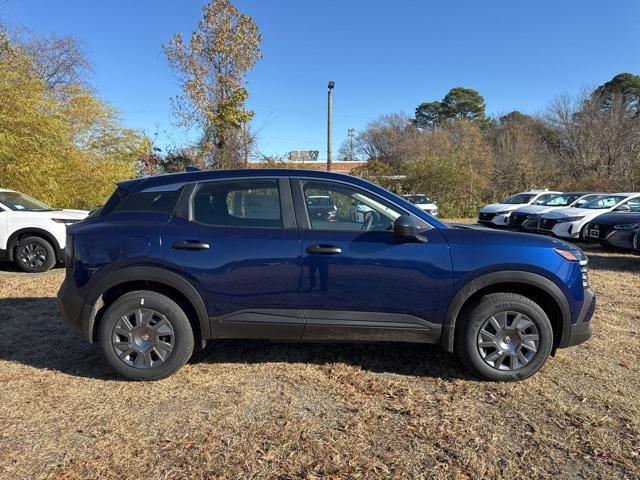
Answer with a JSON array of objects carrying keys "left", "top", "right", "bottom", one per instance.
[
  {"left": 404, "top": 195, "right": 431, "bottom": 204},
  {"left": 307, "top": 196, "right": 334, "bottom": 207},
  {"left": 0, "top": 192, "right": 55, "bottom": 211},
  {"left": 502, "top": 193, "right": 535, "bottom": 204},
  {"left": 579, "top": 195, "right": 627, "bottom": 210},
  {"left": 534, "top": 193, "right": 582, "bottom": 207}
]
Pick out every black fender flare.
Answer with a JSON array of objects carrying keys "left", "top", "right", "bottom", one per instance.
[
  {"left": 82, "top": 266, "right": 210, "bottom": 343},
  {"left": 440, "top": 270, "right": 572, "bottom": 352},
  {"left": 7, "top": 228, "right": 63, "bottom": 261}
]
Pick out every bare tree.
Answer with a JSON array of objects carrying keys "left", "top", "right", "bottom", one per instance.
[{"left": 11, "top": 27, "right": 92, "bottom": 89}]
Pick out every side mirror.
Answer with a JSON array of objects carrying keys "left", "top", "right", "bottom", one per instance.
[
  {"left": 616, "top": 204, "right": 631, "bottom": 211},
  {"left": 394, "top": 215, "right": 427, "bottom": 243}
]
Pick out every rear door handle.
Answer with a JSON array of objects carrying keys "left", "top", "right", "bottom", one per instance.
[
  {"left": 172, "top": 240, "right": 210, "bottom": 250},
  {"left": 306, "top": 244, "right": 342, "bottom": 255}
]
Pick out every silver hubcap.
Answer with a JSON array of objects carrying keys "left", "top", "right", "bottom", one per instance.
[
  {"left": 477, "top": 311, "right": 540, "bottom": 371},
  {"left": 111, "top": 308, "right": 175, "bottom": 369},
  {"left": 19, "top": 242, "right": 47, "bottom": 268}
]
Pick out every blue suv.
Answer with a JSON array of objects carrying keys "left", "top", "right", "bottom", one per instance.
[{"left": 57, "top": 169, "right": 595, "bottom": 381}]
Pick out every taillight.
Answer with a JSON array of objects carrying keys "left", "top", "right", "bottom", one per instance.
[{"left": 65, "top": 234, "right": 74, "bottom": 268}]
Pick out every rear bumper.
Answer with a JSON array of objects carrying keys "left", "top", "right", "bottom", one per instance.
[{"left": 561, "top": 288, "right": 595, "bottom": 348}]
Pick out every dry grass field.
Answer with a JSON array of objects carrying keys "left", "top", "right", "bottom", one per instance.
[{"left": 0, "top": 240, "right": 638, "bottom": 479}]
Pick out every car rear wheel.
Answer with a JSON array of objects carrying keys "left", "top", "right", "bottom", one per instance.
[
  {"left": 456, "top": 293, "right": 553, "bottom": 381},
  {"left": 98, "top": 290, "right": 194, "bottom": 381},
  {"left": 14, "top": 236, "right": 56, "bottom": 273}
]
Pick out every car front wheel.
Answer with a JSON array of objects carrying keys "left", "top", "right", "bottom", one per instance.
[
  {"left": 456, "top": 292, "right": 553, "bottom": 381},
  {"left": 14, "top": 236, "right": 56, "bottom": 273},
  {"left": 98, "top": 290, "right": 194, "bottom": 381}
]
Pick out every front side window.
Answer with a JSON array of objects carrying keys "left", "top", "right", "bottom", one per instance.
[
  {"left": 301, "top": 180, "right": 402, "bottom": 231},
  {"left": 193, "top": 179, "right": 282, "bottom": 228},
  {"left": 0, "top": 192, "right": 55, "bottom": 211}
]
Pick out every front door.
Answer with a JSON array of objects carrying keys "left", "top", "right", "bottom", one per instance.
[
  {"left": 293, "top": 178, "right": 453, "bottom": 343},
  {"left": 162, "top": 177, "right": 304, "bottom": 340}
]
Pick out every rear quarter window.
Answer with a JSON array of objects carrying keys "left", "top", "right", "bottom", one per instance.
[{"left": 112, "top": 189, "right": 181, "bottom": 214}]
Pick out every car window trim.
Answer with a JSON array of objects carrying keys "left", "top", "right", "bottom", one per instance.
[
  {"left": 290, "top": 176, "right": 431, "bottom": 232},
  {"left": 179, "top": 176, "right": 296, "bottom": 230}
]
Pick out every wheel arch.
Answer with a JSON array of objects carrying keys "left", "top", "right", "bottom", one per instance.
[
  {"left": 440, "top": 271, "right": 571, "bottom": 353},
  {"left": 84, "top": 266, "right": 210, "bottom": 345},
  {"left": 7, "top": 228, "right": 62, "bottom": 261}
]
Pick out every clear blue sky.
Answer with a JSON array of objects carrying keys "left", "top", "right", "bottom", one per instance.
[{"left": 2, "top": 0, "right": 639, "bottom": 159}]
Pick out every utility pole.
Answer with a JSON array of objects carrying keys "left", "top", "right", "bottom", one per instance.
[
  {"left": 327, "top": 81, "right": 335, "bottom": 171},
  {"left": 347, "top": 127, "right": 355, "bottom": 161}
]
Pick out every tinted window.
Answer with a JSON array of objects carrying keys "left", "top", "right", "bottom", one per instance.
[
  {"left": 302, "top": 180, "right": 402, "bottom": 231},
  {"left": 112, "top": 190, "right": 180, "bottom": 214},
  {"left": 502, "top": 193, "right": 535, "bottom": 204},
  {"left": 193, "top": 179, "right": 282, "bottom": 228}
]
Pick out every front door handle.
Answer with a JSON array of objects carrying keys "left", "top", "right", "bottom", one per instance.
[
  {"left": 172, "top": 240, "right": 210, "bottom": 250},
  {"left": 306, "top": 244, "right": 342, "bottom": 255}
]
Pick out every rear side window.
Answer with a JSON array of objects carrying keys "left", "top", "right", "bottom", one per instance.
[
  {"left": 112, "top": 190, "right": 180, "bottom": 214},
  {"left": 192, "top": 179, "right": 282, "bottom": 228}
]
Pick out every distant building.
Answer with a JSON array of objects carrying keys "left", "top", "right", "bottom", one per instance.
[{"left": 249, "top": 160, "right": 367, "bottom": 174}]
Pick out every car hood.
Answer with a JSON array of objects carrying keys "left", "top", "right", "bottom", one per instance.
[
  {"left": 415, "top": 203, "right": 438, "bottom": 210},
  {"left": 55, "top": 209, "right": 89, "bottom": 220},
  {"left": 511, "top": 205, "right": 561, "bottom": 215},
  {"left": 589, "top": 211, "right": 640, "bottom": 226},
  {"left": 445, "top": 223, "right": 574, "bottom": 249},
  {"left": 480, "top": 203, "right": 525, "bottom": 213},
  {"left": 541, "top": 207, "right": 595, "bottom": 219}
]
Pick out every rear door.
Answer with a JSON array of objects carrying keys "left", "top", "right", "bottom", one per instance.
[
  {"left": 292, "top": 177, "right": 453, "bottom": 343},
  {"left": 162, "top": 177, "right": 304, "bottom": 340}
]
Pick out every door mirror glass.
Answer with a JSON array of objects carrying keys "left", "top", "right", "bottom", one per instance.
[
  {"left": 394, "top": 215, "right": 427, "bottom": 242},
  {"left": 616, "top": 203, "right": 631, "bottom": 212}
]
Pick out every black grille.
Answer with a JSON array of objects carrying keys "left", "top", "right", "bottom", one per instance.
[
  {"left": 479, "top": 212, "right": 495, "bottom": 222},
  {"left": 509, "top": 212, "right": 528, "bottom": 226},
  {"left": 539, "top": 218, "right": 560, "bottom": 230}
]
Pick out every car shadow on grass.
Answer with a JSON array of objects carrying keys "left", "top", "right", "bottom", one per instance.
[
  {"left": 0, "top": 296, "right": 472, "bottom": 381},
  {"left": 577, "top": 245, "right": 640, "bottom": 273}
]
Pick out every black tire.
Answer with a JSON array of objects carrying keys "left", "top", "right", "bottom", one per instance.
[
  {"left": 98, "top": 290, "right": 194, "bottom": 381},
  {"left": 14, "top": 236, "right": 56, "bottom": 273},
  {"left": 455, "top": 293, "right": 553, "bottom": 382}
]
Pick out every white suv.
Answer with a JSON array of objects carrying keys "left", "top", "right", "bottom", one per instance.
[
  {"left": 538, "top": 193, "right": 640, "bottom": 239},
  {"left": 0, "top": 189, "right": 88, "bottom": 272},
  {"left": 478, "top": 190, "right": 561, "bottom": 227}
]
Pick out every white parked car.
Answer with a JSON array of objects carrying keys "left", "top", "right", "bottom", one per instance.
[
  {"left": 0, "top": 188, "right": 88, "bottom": 272},
  {"left": 402, "top": 194, "right": 439, "bottom": 217},
  {"left": 478, "top": 190, "right": 561, "bottom": 227},
  {"left": 507, "top": 192, "right": 601, "bottom": 231},
  {"left": 538, "top": 193, "right": 640, "bottom": 239}
]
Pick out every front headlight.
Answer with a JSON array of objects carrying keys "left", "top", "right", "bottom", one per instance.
[
  {"left": 557, "top": 216, "right": 585, "bottom": 223},
  {"left": 613, "top": 223, "right": 640, "bottom": 230},
  {"left": 52, "top": 218, "right": 81, "bottom": 225},
  {"left": 555, "top": 247, "right": 589, "bottom": 288},
  {"left": 494, "top": 211, "right": 512, "bottom": 216}
]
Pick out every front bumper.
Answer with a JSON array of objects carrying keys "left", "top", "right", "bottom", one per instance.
[
  {"left": 561, "top": 288, "right": 595, "bottom": 348},
  {"left": 585, "top": 226, "right": 635, "bottom": 249},
  {"left": 478, "top": 213, "right": 510, "bottom": 227},
  {"left": 57, "top": 268, "right": 85, "bottom": 335}
]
